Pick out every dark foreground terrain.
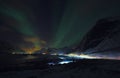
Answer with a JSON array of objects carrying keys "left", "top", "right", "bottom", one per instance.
[{"left": 0, "top": 59, "right": 120, "bottom": 78}]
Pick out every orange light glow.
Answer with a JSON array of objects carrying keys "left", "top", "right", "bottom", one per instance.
[
  {"left": 21, "top": 37, "right": 46, "bottom": 54},
  {"left": 21, "top": 46, "right": 41, "bottom": 54}
]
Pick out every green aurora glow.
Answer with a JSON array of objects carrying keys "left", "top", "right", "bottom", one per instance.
[
  {"left": 0, "top": 6, "right": 35, "bottom": 36},
  {"left": 1, "top": 0, "right": 120, "bottom": 49},
  {"left": 0, "top": 6, "right": 43, "bottom": 51},
  {"left": 51, "top": 0, "right": 93, "bottom": 48}
]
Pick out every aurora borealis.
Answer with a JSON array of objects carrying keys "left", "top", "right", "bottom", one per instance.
[
  {"left": 0, "top": 0, "right": 120, "bottom": 53},
  {"left": 0, "top": 6, "right": 45, "bottom": 53}
]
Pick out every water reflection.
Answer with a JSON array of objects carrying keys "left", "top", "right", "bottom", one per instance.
[
  {"left": 58, "top": 60, "right": 73, "bottom": 64},
  {"left": 48, "top": 56, "right": 74, "bottom": 65},
  {"left": 24, "top": 55, "right": 38, "bottom": 60}
]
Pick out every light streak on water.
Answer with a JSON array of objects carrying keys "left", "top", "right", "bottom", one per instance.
[
  {"left": 65, "top": 53, "right": 120, "bottom": 60},
  {"left": 65, "top": 53, "right": 101, "bottom": 59}
]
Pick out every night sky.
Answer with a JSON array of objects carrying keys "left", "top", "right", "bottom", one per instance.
[{"left": 0, "top": 0, "right": 120, "bottom": 53}]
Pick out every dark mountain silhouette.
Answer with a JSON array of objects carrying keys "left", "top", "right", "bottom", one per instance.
[{"left": 77, "top": 16, "right": 120, "bottom": 53}]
